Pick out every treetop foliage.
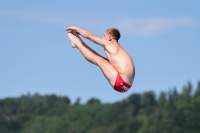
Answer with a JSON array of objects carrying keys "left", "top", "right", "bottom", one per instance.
[{"left": 1, "top": 81, "right": 200, "bottom": 133}]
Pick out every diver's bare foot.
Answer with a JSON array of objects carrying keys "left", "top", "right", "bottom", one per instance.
[{"left": 67, "top": 32, "right": 80, "bottom": 48}]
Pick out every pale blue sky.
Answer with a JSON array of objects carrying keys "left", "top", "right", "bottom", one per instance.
[{"left": 0, "top": 1, "right": 200, "bottom": 103}]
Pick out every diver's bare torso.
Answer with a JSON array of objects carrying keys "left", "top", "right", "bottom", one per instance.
[{"left": 104, "top": 42, "right": 135, "bottom": 85}]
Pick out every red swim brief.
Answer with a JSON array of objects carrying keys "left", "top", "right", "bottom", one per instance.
[{"left": 114, "top": 73, "right": 132, "bottom": 93}]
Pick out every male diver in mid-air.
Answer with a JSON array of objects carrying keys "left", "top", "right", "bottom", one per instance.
[{"left": 65, "top": 26, "right": 135, "bottom": 93}]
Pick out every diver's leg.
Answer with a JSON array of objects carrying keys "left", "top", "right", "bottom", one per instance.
[{"left": 67, "top": 32, "right": 118, "bottom": 86}]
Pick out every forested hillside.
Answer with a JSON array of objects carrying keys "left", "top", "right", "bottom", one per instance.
[{"left": 0, "top": 81, "right": 200, "bottom": 133}]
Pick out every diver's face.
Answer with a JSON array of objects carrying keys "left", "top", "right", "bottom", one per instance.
[{"left": 103, "top": 33, "right": 111, "bottom": 41}]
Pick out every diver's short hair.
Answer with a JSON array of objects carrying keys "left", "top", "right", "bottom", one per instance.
[{"left": 106, "top": 28, "right": 121, "bottom": 41}]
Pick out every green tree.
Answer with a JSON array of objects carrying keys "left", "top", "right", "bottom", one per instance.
[
  {"left": 87, "top": 98, "right": 101, "bottom": 105},
  {"left": 194, "top": 81, "right": 200, "bottom": 98}
]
